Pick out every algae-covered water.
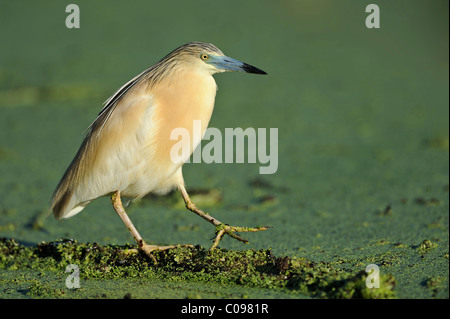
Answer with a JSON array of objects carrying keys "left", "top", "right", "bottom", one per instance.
[{"left": 0, "top": 1, "right": 448, "bottom": 300}]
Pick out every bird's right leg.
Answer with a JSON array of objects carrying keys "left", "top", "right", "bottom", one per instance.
[
  {"left": 178, "top": 185, "right": 270, "bottom": 250},
  {"left": 111, "top": 190, "right": 186, "bottom": 264}
]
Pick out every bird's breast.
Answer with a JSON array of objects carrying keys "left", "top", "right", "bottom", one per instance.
[
  {"left": 149, "top": 71, "right": 217, "bottom": 172},
  {"left": 71, "top": 70, "right": 218, "bottom": 200}
]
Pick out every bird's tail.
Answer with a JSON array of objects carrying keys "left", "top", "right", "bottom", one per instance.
[
  {"left": 50, "top": 166, "right": 89, "bottom": 219},
  {"left": 50, "top": 137, "right": 92, "bottom": 219},
  {"left": 50, "top": 184, "right": 88, "bottom": 219}
]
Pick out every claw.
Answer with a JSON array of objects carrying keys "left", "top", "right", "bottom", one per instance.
[
  {"left": 139, "top": 243, "right": 193, "bottom": 264},
  {"left": 209, "top": 224, "right": 270, "bottom": 250}
]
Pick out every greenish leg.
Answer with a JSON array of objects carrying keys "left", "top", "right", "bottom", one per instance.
[
  {"left": 111, "top": 190, "right": 191, "bottom": 264},
  {"left": 178, "top": 185, "right": 270, "bottom": 250}
]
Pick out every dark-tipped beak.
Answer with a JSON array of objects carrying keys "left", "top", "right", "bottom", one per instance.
[
  {"left": 241, "top": 62, "right": 267, "bottom": 75},
  {"left": 209, "top": 55, "right": 267, "bottom": 75}
]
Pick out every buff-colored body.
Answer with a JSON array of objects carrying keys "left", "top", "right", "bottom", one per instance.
[
  {"left": 52, "top": 61, "right": 217, "bottom": 218},
  {"left": 50, "top": 42, "right": 268, "bottom": 259}
]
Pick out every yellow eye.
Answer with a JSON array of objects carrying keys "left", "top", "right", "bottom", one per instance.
[{"left": 200, "top": 54, "right": 209, "bottom": 60}]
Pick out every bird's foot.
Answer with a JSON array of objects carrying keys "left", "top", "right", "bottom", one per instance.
[
  {"left": 179, "top": 186, "right": 271, "bottom": 251},
  {"left": 137, "top": 242, "right": 193, "bottom": 264},
  {"left": 210, "top": 224, "right": 271, "bottom": 250}
]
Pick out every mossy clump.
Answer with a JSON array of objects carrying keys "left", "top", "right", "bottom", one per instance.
[
  {"left": 27, "top": 280, "right": 67, "bottom": 298},
  {"left": 0, "top": 238, "right": 396, "bottom": 298},
  {"left": 418, "top": 239, "right": 438, "bottom": 254}
]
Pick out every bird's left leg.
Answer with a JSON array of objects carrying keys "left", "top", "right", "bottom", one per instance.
[
  {"left": 111, "top": 190, "right": 190, "bottom": 263},
  {"left": 178, "top": 185, "right": 269, "bottom": 250}
]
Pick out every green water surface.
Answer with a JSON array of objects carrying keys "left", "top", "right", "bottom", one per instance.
[{"left": 0, "top": 0, "right": 448, "bottom": 299}]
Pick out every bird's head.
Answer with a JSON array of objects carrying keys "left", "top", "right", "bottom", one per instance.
[{"left": 167, "top": 42, "right": 267, "bottom": 75}]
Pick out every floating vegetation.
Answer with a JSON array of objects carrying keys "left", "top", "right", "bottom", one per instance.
[{"left": 0, "top": 238, "right": 396, "bottom": 299}]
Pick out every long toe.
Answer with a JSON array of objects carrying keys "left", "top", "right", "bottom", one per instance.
[{"left": 140, "top": 243, "right": 194, "bottom": 263}]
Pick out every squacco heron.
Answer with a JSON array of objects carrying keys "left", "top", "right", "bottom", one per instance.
[{"left": 50, "top": 42, "right": 268, "bottom": 262}]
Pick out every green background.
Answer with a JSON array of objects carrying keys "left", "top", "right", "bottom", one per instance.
[{"left": 0, "top": 0, "right": 448, "bottom": 298}]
